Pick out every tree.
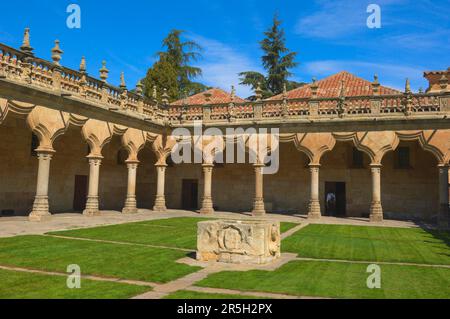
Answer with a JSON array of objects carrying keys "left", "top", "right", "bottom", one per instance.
[
  {"left": 239, "top": 14, "right": 303, "bottom": 99},
  {"left": 144, "top": 29, "right": 208, "bottom": 101},
  {"left": 143, "top": 59, "right": 179, "bottom": 102}
]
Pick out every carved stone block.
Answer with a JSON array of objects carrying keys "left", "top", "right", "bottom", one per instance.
[{"left": 196, "top": 220, "right": 281, "bottom": 264}]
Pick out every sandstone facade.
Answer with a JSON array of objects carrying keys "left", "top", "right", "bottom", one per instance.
[{"left": 0, "top": 30, "right": 449, "bottom": 227}]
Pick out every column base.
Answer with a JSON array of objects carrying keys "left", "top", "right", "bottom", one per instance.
[
  {"left": 122, "top": 207, "right": 138, "bottom": 214},
  {"left": 370, "top": 202, "right": 384, "bottom": 222},
  {"left": 83, "top": 209, "right": 101, "bottom": 217},
  {"left": 252, "top": 199, "right": 265, "bottom": 216},
  {"left": 28, "top": 212, "right": 52, "bottom": 222},
  {"left": 307, "top": 200, "right": 321, "bottom": 220},
  {"left": 200, "top": 207, "right": 215, "bottom": 215},
  {"left": 153, "top": 196, "right": 166, "bottom": 212}
]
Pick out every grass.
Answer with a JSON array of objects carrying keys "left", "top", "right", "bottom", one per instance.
[
  {"left": 164, "top": 290, "right": 262, "bottom": 299},
  {"left": 47, "top": 217, "right": 299, "bottom": 250},
  {"left": 196, "top": 260, "right": 450, "bottom": 299},
  {"left": 0, "top": 235, "right": 200, "bottom": 283},
  {"left": 0, "top": 269, "right": 150, "bottom": 299},
  {"left": 282, "top": 224, "right": 450, "bottom": 265}
]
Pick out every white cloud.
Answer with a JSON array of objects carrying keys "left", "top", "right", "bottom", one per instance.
[
  {"left": 303, "top": 60, "right": 428, "bottom": 91},
  {"left": 294, "top": 0, "right": 407, "bottom": 39},
  {"left": 186, "top": 34, "right": 263, "bottom": 98}
]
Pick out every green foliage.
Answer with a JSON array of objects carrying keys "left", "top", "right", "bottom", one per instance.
[
  {"left": 143, "top": 30, "right": 208, "bottom": 102},
  {"left": 240, "top": 14, "right": 303, "bottom": 98}
]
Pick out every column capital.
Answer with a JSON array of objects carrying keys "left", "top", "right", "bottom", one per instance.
[
  {"left": 35, "top": 147, "right": 55, "bottom": 155},
  {"left": 155, "top": 163, "right": 168, "bottom": 168},
  {"left": 308, "top": 163, "right": 321, "bottom": 168},
  {"left": 438, "top": 163, "right": 450, "bottom": 169},
  {"left": 202, "top": 163, "right": 214, "bottom": 168},
  {"left": 87, "top": 154, "right": 103, "bottom": 160},
  {"left": 370, "top": 163, "right": 383, "bottom": 168}
]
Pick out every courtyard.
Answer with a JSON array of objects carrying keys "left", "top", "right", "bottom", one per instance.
[{"left": 0, "top": 211, "right": 448, "bottom": 299}]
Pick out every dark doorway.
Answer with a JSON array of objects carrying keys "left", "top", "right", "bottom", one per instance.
[
  {"left": 325, "top": 182, "right": 346, "bottom": 217},
  {"left": 182, "top": 179, "right": 198, "bottom": 210},
  {"left": 73, "top": 175, "right": 88, "bottom": 212}
]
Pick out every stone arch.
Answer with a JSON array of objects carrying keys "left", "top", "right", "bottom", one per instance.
[
  {"left": 121, "top": 128, "right": 147, "bottom": 162},
  {"left": 152, "top": 134, "right": 177, "bottom": 165},
  {"left": 81, "top": 119, "right": 115, "bottom": 157},
  {"left": 26, "top": 106, "right": 70, "bottom": 152},
  {"left": 294, "top": 133, "right": 336, "bottom": 165},
  {"left": 396, "top": 130, "right": 450, "bottom": 165},
  {"left": 333, "top": 131, "right": 399, "bottom": 165}
]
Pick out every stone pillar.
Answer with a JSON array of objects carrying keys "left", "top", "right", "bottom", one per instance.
[
  {"left": 308, "top": 164, "right": 321, "bottom": 219},
  {"left": 153, "top": 164, "right": 167, "bottom": 212},
  {"left": 370, "top": 164, "right": 383, "bottom": 222},
  {"left": 252, "top": 164, "right": 266, "bottom": 216},
  {"left": 200, "top": 164, "right": 214, "bottom": 215},
  {"left": 122, "top": 161, "right": 139, "bottom": 214},
  {"left": 438, "top": 164, "right": 449, "bottom": 228},
  {"left": 29, "top": 151, "right": 54, "bottom": 222},
  {"left": 83, "top": 157, "right": 102, "bottom": 216}
]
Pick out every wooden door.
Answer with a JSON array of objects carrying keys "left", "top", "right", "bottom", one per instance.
[
  {"left": 182, "top": 179, "right": 198, "bottom": 210},
  {"left": 73, "top": 175, "right": 88, "bottom": 212}
]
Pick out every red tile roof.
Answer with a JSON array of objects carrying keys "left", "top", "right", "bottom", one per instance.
[
  {"left": 171, "top": 88, "right": 245, "bottom": 106},
  {"left": 268, "top": 71, "right": 400, "bottom": 100}
]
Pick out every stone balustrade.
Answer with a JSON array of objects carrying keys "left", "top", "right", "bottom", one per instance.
[{"left": 1, "top": 39, "right": 449, "bottom": 129}]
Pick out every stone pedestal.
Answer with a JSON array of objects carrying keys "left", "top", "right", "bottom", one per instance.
[{"left": 197, "top": 220, "right": 281, "bottom": 264}]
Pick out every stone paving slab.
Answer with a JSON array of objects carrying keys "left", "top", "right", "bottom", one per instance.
[
  {"left": 0, "top": 209, "right": 423, "bottom": 238},
  {"left": 185, "top": 286, "right": 329, "bottom": 299}
]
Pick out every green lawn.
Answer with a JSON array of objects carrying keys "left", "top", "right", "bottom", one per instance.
[
  {"left": 0, "top": 235, "right": 200, "bottom": 283},
  {"left": 282, "top": 224, "right": 450, "bottom": 265},
  {"left": 0, "top": 269, "right": 150, "bottom": 299},
  {"left": 164, "top": 290, "right": 261, "bottom": 299},
  {"left": 48, "top": 217, "right": 299, "bottom": 250},
  {"left": 196, "top": 260, "right": 450, "bottom": 299}
]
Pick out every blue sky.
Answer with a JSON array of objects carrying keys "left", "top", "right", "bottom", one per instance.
[{"left": 0, "top": 0, "right": 448, "bottom": 97}]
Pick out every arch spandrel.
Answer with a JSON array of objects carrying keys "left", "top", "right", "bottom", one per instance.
[
  {"left": 294, "top": 133, "right": 336, "bottom": 165},
  {"left": 396, "top": 130, "right": 450, "bottom": 164},
  {"left": 26, "top": 106, "right": 70, "bottom": 152},
  {"left": 81, "top": 119, "right": 114, "bottom": 158},
  {"left": 122, "top": 128, "right": 147, "bottom": 162}
]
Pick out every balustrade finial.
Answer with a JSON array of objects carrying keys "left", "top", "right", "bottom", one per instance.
[
  {"left": 255, "top": 82, "right": 263, "bottom": 101},
  {"left": 79, "top": 56, "right": 87, "bottom": 74},
  {"left": 339, "top": 80, "right": 346, "bottom": 98},
  {"left": 20, "top": 28, "right": 34, "bottom": 55},
  {"left": 120, "top": 72, "right": 126, "bottom": 89},
  {"left": 135, "top": 80, "right": 144, "bottom": 96},
  {"left": 372, "top": 74, "right": 380, "bottom": 95},
  {"left": 51, "top": 40, "right": 63, "bottom": 66},
  {"left": 152, "top": 85, "right": 157, "bottom": 100},
  {"left": 162, "top": 88, "right": 169, "bottom": 105},
  {"left": 439, "top": 74, "right": 448, "bottom": 91},
  {"left": 231, "top": 85, "right": 236, "bottom": 101},
  {"left": 99, "top": 60, "right": 109, "bottom": 82},
  {"left": 405, "top": 78, "right": 411, "bottom": 94}
]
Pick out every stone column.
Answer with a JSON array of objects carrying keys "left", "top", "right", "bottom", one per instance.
[
  {"left": 369, "top": 164, "right": 384, "bottom": 222},
  {"left": 83, "top": 157, "right": 102, "bottom": 216},
  {"left": 438, "top": 164, "right": 449, "bottom": 228},
  {"left": 122, "top": 161, "right": 139, "bottom": 214},
  {"left": 308, "top": 164, "right": 321, "bottom": 219},
  {"left": 153, "top": 164, "right": 167, "bottom": 212},
  {"left": 29, "top": 151, "right": 54, "bottom": 222},
  {"left": 200, "top": 164, "right": 214, "bottom": 215},
  {"left": 252, "top": 164, "right": 266, "bottom": 216}
]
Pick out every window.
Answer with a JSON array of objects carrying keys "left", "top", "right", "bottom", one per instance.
[
  {"left": 30, "top": 134, "right": 39, "bottom": 157},
  {"left": 351, "top": 147, "right": 364, "bottom": 168},
  {"left": 395, "top": 147, "right": 411, "bottom": 169},
  {"left": 117, "top": 149, "right": 128, "bottom": 165}
]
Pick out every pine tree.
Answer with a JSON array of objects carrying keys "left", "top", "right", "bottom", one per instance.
[
  {"left": 143, "top": 30, "right": 208, "bottom": 102},
  {"left": 239, "top": 14, "right": 303, "bottom": 99}
]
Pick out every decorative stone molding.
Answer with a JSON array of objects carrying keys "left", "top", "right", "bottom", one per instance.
[{"left": 197, "top": 220, "right": 281, "bottom": 264}]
